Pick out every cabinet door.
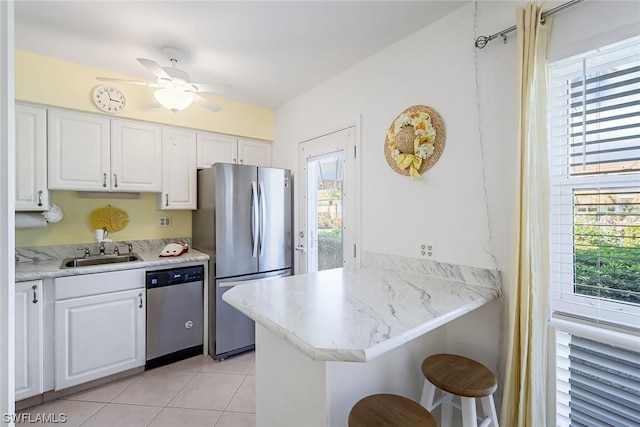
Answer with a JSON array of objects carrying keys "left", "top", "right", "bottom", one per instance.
[
  {"left": 15, "top": 280, "right": 44, "bottom": 400},
  {"left": 159, "top": 128, "right": 197, "bottom": 210},
  {"left": 238, "top": 138, "right": 272, "bottom": 167},
  {"left": 54, "top": 288, "right": 145, "bottom": 390},
  {"left": 111, "top": 119, "right": 162, "bottom": 192},
  {"left": 48, "top": 109, "right": 110, "bottom": 191},
  {"left": 196, "top": 131, "right": 238, "bottom": 168},
  {"left": 16, "top": 105, "right": 49, "bottom": 211}
]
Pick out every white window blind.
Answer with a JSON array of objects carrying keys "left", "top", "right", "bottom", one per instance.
[
  {"left": 555, "top": 330, "right": 640, "bottom": 426},
  {"left": 549, "top": 35, "right": 640, "bottom": 330}
]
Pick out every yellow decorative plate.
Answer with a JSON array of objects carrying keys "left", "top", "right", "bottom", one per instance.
[{"left": 89, "top": 205, "right": 129, "bottom": 232}]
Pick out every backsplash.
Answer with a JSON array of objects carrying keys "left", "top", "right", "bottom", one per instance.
[
  {"left": 362, "top": 252, "right": 501, "bottom": 294},
  {"left": 15, "top": 238, "right": 192, "bottom": 262}
]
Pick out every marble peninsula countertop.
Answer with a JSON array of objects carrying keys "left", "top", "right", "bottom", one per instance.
[
  {"left": 223, "top": 252, "right": 501, "bottom": 363},
  {"left": 15, "top": 238, "right": 209, "bottom": 282}
]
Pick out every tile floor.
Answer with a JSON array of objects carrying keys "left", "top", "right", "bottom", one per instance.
[{"left": 19, "top": 351, "right": 256, "bottom": 427}]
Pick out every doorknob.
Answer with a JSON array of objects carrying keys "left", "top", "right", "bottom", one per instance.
[{"left": 295, "top": 245, "right": 307, "bottom": 254}]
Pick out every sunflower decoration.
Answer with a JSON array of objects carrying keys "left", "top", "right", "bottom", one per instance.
[{"left": 384, "top": 105, "right": 446, "bottom": 179}]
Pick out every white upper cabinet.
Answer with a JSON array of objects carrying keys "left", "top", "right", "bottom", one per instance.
[
  {"left": 238, "top": 138, "right": 272, "bottom": 167},
  {"left": 110, "top": 119, "right": 162, "bottom": 192},
  {"left": 196, "top": 131, "right": 238, "bottom": 168},
  {"left": 48, "top": 109, "right": 162, "bottom": 192},
  {"left": 48, "top": 109, "right": 110, "bottom": 191},
  {"left": 159, "top": 127, "right": 197, "bottom": 210},
  {"left": 197, "top": 132, "right": 272, "bottom": 168},
  {"left": 15, "top": 104, "right": 49, "bottom": 211}
]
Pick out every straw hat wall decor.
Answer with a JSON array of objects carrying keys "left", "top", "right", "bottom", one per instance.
[{"left": 384, "top": 105, "right": 445, "bottom": 179}]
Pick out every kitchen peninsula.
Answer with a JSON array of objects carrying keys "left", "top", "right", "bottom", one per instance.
[{"left": 223, "top": 252, "right": 500, "bottom": 427}]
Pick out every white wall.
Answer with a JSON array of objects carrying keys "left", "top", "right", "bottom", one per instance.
[
  {"left": 0, "top": 0, "right": 16, "bottom": 421},
  {"left": 273, "top": 0, "right": 639, "bottom": 418}
]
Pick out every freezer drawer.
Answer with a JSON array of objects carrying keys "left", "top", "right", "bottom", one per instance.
[{"left": 214, "top": 269, "right": 290, "bottom": 359}]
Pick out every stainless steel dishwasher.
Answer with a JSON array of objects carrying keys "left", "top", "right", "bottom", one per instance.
[{"left": 145, "top": 265, "right": 204, "bottom": 369}]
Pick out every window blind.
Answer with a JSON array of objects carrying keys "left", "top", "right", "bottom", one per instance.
[
  {"left": 556, "top": 331, "right": 640, "bottom": 426},
  {"left": 549, "top": 35, "right": 640, "bottom": 330}
]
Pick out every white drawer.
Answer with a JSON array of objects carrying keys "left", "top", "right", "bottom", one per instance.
[{"left": 54, "top": 269, "right": 145, "bottom": 300}]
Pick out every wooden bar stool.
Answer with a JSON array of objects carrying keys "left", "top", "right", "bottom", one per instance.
[
  {"left": 348, "top": 393, "right": 438, "bottom": 427},
  {"left": 420, "top": 354, "right": 499, "bottom": 427}
]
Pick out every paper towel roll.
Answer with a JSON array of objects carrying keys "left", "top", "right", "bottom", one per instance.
[{"left": 15, "top": 213, "right": 48, "bottom": 228}]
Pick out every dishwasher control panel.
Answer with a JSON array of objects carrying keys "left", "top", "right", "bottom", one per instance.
[{"left": 146, "top": 266, "right": 204, "bottom": 288}]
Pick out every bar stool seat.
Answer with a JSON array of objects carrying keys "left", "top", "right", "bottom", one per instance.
[
  {"left": 348, "top": 393, "right": 438, "bottom": 427},
  {"left": 420, "top": 354, "right": 499, "bottom": 427}
]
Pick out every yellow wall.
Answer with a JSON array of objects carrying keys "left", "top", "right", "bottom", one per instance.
[
  {"left": 15, "top": 51, "right": 275, "bottom": 139},
  {"left": 16, "top": 192, "right": 191, "bottom": 247},
  {"left": 15, "top": 50, "right": 275, "bottom": 248}
]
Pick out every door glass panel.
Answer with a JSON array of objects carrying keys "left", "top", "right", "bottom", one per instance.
[{"left": 307, "top": 153, "right": 344, "bottom": 272}]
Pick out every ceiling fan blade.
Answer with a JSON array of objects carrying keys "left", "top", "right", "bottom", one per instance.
[
  {"left": 147, "top": 99, "right": 162, "bottom": 109},
  {"left": 96, "top": 77, "right": 161, "bottom": 88},
  {"left": 188, "top": 82, "right": 234, "bottom": 95},
  {"left": 193, "top": 94, "right": 222, "bottom": 112},
  {"left": 137, "top": 58, "right": 172, "bottom": 81}
]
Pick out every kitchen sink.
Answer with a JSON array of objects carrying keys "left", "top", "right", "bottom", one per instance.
[{"left": 60, "top": 253, "right": 142, "bottom": 269}]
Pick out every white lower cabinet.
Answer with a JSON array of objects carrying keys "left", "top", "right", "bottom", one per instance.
[
  {"left": 15, "top": 280, "right": 44, "bottom": 400},
  {"left": 54, "top": 270, "right": 145, "bottom": 390}
]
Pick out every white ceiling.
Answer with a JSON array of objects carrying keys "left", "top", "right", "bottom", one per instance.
[{"left": 15, "top": 1, "right": 467, "bottom": 108}]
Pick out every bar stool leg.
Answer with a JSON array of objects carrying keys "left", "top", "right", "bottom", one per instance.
[
  {"left": 420, "top": 380, "right": 437, "bottom": 410},
  {"left": 441, "top": 392, "right": 453, "bottom": 427},
  {"left": 480, "top": 395, "right": 499, "bottom": 427},
  {"left": 461, "top": 397, "right": 478, "bottom": 427}
]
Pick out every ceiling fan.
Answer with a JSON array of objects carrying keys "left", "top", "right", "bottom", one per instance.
[{"left": 96, "top": 46, "right": 231, "bottom": 113}]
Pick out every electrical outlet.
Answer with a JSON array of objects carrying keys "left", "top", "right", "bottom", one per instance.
[
  {"left": 420, "top": 243, "right": 436, "bottom": 259},
  {"left": 159, "top": 216, "right": 172, "bottom": 228}
]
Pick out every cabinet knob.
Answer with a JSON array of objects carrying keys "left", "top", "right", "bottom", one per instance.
[
  {"left": 37, "top": 190, "right": 43, "bottom": 207},
  {"left": 165, "top": 194, "right": 169, "bottom": 207},
  {"left": 103, "top": 173, "right": 108, "bottom": 188},
  {"left": 233, "top": 158, "right": 237, "bottom": 163},
  {"left": 32, "top": 285, "right": 38, "bottom": 304},
  {"left": 113, "top": 173, "right": 118, "bottom": 188}
]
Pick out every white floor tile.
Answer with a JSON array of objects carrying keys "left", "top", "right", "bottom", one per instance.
[
  {"left": 61, "top": 375, "right": 140, "bottom": 403},
  {"left": 201, "top": 351, "right": 255, "bottom": 375},
  {"left": 226, "top": 375, "right": 255, "bottom": 413},
  {"left": 148, "top": 407, "right": 222, "bottom": 427},
  {"left": 112, "top": 369, "right": 196, "bottom": 407},
  {"left": 81, "top": 403, "right": 162, "bottom": 427},
  {"left": 21, "top": 400, "right": 105, "bottom": 427},
  {"left": 168, "top": 372, "right": 244, "bottom": 411},
  {"left": 215, "top": 411, "right": 256, "bottom": 427}
]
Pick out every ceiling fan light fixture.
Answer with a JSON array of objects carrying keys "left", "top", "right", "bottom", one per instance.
[{"left": 153, "top": 88, "right": 195, "bottom": 112}]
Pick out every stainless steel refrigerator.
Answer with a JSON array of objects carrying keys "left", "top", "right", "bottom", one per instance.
[{"left": 193, "top": 163, "right": 292, "bottom": 360}]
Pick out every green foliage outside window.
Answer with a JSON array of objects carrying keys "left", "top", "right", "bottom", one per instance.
[{"left": 574, "top": 223, "right": 640, "bottom": 304}]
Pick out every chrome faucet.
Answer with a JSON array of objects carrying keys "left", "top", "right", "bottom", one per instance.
[
  {"left": 122, "top": 241, "right": 133, "bottom": 255},
  {"left": 77, "top": 247, "right": 91, "bottom": 258},
  {"left": 98, "top": 242, "right": 106, "bottom": 256}
]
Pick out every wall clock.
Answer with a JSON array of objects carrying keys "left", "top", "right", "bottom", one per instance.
[{"left": 92, "top": 85, "right": 126, "bottom": 114}]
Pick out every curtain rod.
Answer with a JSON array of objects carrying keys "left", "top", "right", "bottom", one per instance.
[{"left": 474, "top": 0, "right": 584, "bottom": 49}]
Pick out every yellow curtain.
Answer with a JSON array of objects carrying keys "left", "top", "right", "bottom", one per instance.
[{"left": 501, "top": 4, "right": 552, "bottom": 426}]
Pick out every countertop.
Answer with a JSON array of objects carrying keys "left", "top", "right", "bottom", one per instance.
[
  {"left": 15, "top": 249, "right": 209, "bottom": 282},
  {"left": 223, "top": 254, "right": 500, "bottom": 363}
]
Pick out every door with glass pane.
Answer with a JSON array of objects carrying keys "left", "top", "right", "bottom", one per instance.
[{"left": 298, "top": 128, "right": 354, "bottom": 274}]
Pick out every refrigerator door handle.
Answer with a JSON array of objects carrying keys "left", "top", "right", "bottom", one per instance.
[
  {"left": 251, "top": 181, "right": 259, "bottom": 257},
  {"left": 258, "top": 181, "right": 267, "bottom": 256}
]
